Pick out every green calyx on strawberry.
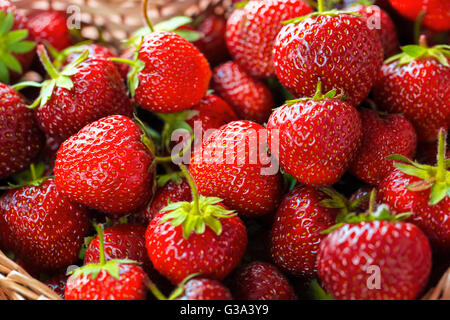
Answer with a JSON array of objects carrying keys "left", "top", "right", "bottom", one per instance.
[
  {"left": 285, "top": 81, "right": 345, "bottom": 105},
  {"left": 157, "top": 110, "right": 198, "bottom": 153},
  {"left": 385, "top": 35, "right": 450, "bottom": 67},
  {"left": 146, "top": 272, "right": 200, "bottom": 300},
  {"left": 387, "top": 129, "right": 450, "bottom": 205},
  {"left": 318, "top": 186, "right": 370, "bottom": 217},
  {"left": 322, "top": 189, "right": 411, "bottom": 234},
  {"left": 68, "top": 223, "right": 138, "bottom": 280},
  {"left": 0, "top": 11, "right": 35, "bottom": 83},
  {"left": 160, "top": 164, "right": 236, "bottom": 240},
  {"left": 0, "top": 163, "right": 52, "bottom": 190}
]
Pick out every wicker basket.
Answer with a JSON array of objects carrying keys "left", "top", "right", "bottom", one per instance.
[{"left": 1, "top": 0, "right": 449, "bottom": 301}]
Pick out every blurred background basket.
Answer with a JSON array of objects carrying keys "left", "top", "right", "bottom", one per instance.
[{"left": 1, "top": 0, "right": 449, "bottom": 300}]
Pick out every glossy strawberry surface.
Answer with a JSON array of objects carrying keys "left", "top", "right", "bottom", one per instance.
[
  {"left": 28, "top": 10, "right": 72, "bottom": 51},
  {"left": 318, "top": 220, "right": 432, "bottom": 300},
  {"left": 267, "top": 99, "right": 362, "bottom": 186},
  {"left": 349, "top": 109, "right": 417, "bottom": 185},
  {"left": 373, "top": 57, "right": 450, "bottom": 142},
  {"left": 225, "top": 0, "right": 312, "bottom": 78},
  {"left": 0, "top": 179, "right": 90, "bottom": 272},
  {"left": 0, "top": 83, "right": 44, "bottom": 178},
  {"left": 135, "top": 31, "right": 211, "bottom": 113},
  {"left": 45, "top": 273, "right": 68, "bottom": 299},
  {"left": 189, "top": 120, "right": 283, "bottom": 217},
  {"left": 65, "top": 264, "right": 148, "bottom": 300},
  {"left": 270, "top": 186, "right": 337, "bottom": 277},
  {"left": 230, "top": 261, "right": 297, "bottom": 300},
  {"left": 54, "top": 115, "right": 155, "bottom": 215},
  {"left": 178, "top": 278, "right": 232, "bottom": 300},
  {"left": 146, "top": 208, "right": 247, "bottom": 285},
  {"left": 212, "top": 61, "right": 274, "bottom": 124},
  {"left": 273, "top": 13, "right": 383, "bottom": 106}
]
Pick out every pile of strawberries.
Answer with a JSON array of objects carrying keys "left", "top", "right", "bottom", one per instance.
[{"left": 0, "top": 0, "right": 449, "bottom": 301}]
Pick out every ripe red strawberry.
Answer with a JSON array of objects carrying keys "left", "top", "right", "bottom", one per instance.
[
  {"left": 225, "top": 0, "right": 312, "bottom": 78},
  {"left": 349, "top": 108, "right": 417, "bottom": 185},
  {"left": 0, "top": 178, "right": 90, "bottom": 272},
  {"left": 30, "top": 45, "right": 132, "bottom": 139},
  {"left": 230, "top": 261, "right": 297, "bottom": 300},
  {"left": 349, "top": 4, "right": 399, "bottom": 58},
  {"left": 129, "top": 31, "right": 211, "bottom": 113},
  {"left": 270, "top": 186, "right": 338, "bottom": 277},
  {"left": 0, "top": 83, "right": 44, "bottom": 178},
  {"left": 389, "top": 0, "right": 450, "bottom": 32},
  {"left": 27, "top": 10, "right": 72, "bottom": 51},
  {"left": 64, "top": 43, "right": 117, "bottom": 64},
  {"left": 318, "top": 218, "right": 432, "bottom": 300},
  {"left": 177, "top": 278, "right": 232, "bottom": 300},
  {"left": 189, "top": 120, "right": 283, "bottom": 217},
  {"left": 373, "top": 41, "right": 450, "bottom": 142},
  {"left": 212, "top": 61, "right": 274, "bottom": 124},
  {"left": 84, "top": 224, "right": 154, "bottom": 275},
  {"left": 266, "top": 84, "right": 362, "bottom": 186},
  {"left": 65, "top": 224, "right": 148, "bottom": 300},
  {"left": 45, "top": 273, "right": 68, "bottom": 299},
  {"left": 193, "top": 14, "right": 230, "bottom": 66},
  {"left": 273, "top": 10, "right": 383, "bottom": 106},
  {"left": 54, "top": 115, "right": 156, "bottom": 215},
  {"left": 0, "top": 1, "right": 35, "bottom": 83},
  {"left": 378, "top": 132, "right": 450, "bottom": 251},
  {"left": 146, "top": 165, "right": 247, "bottom": 284}
]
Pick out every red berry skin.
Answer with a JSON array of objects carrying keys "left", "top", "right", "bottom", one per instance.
[
  {"left": 0, "top": 83, "right": 44, "bottom": 178},
  {"left": 267, "top": 99, "right": 362, "bottom": 186},
  {"left": 65, "top": 264, "right": 147, "bottom": 300},
  {"left": 351, "top": 4, "right": 399, "bottom": 58},
  {"left": 84, "top": 224, "right": 154, "bottom": 276},
  {"left": 389, "top": 0, "right": 450, "bottom": 32},
  {"left": 138, "top": 178, "right": 192, "bottom": 224},
  {"left": 45, "top": 274, "right": 68, "bottom": 299},
  {"left": 178, "top": 278, "right": 232, "bottom": 300},
  {"left": 225, "top": 0, "right": 312, "bottom": 78},
  {"left": 212, "top": 61, "right": 274, "bottom": 124},
  {"left": 146, "top": 209, "right": 247, "bottom": 285},
  {"left": 373, "top": 58, "right": 450, "bottom": 142},
  {"left": 193, "top": 14, "right": 230, "bottom": 66},
  {"left": 27, "top": 10, "right": 72, "bottom": 51},
  {"left": 135, "top": 31, "right": 211, "bottom": 113},
  {"left": 273, "top": 14, "right": 383, "bottom": 107},
  {"left": 378, "top": 168, "right": 450, "bottom": 252},
  {"left": 230, "top": 261, "right": 297, "bottom": 300},
  {"left": 349, "top": 186, "right": 373, "bottom": 212},
  {"left": 349, "top": 109, "right": 417, "bottom": 186},
  {"left": 35, "top": 57, "right": 133, "bottom": 140},
  {"left": 270, "top": 186, "right": 338, "bottom": 278},
  {"left": 0, "top": 1, "right": 34, "bottom": 80},
  {"left": 189, "top": 120, "right": 283, "bottom": 218},
  {"left": 0, "top": 179, "right": 90, "bottom": 272},
  {"left": 54, "top": 115, "right": 155, "bottom": 215},
  {"left": 317, "top": 221, "right": 432, "bottom": 300}
]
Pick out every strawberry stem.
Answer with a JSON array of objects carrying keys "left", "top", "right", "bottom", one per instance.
[
  {"left": 144, "top": 278, "right": 167, "bottom": 300},
  {"left": 179, "top": 164, "right": 200, "bottom": 215},
  {"left": 317, "top": 0, "right": 324, "bottom": 12},
  {"left": 142, "top": 0, "right": 155, "bottom": 33},
  {"left": 37, "top": 44, "right": 60, "bottom": 79},
  {"left": 436, "top": 129, "right": 447, "bottom": 183},
  {"left": 418, "top": 34, "right": 428, "bottom": 48},
  {"left": 414, "top": 11, "right": 427, "bottom": 45},
  {"left": 93, "top": 223, "right": 106, "bottom": 265}
]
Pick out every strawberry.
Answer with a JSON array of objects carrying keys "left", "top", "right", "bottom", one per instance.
[
  {"left": 45, "top": 273, "right": 68, "bottom": 299},
  {"left": 146, "top": 165, "right": 247, "bottom": 284},
  {"left": 27, "top": 10, "right": 72, "bottom": 51},
  {"left": 63, "top": 43, "right": 117, "bottom": 64},
  {"left": 176, "top": 278, "right": 232, "bottom": 300},
  {"left": 54, "top": 115, "right": 156, "bottom": 215},
  {"left": 0, "top": 1, "right": 35, "bottom": 83},
  {"left": 0, "top": 83, "right": 44, "bottom": 179},
  {"left": 317, "top": 204, "right": 432, "bottom": 300},
  {"left": 84, "top": 224, "right": 154, "bottom": 276},
  {"left": 349, "top": 4, "right": 399, "bottom": 58},
  {"left": 373, "top": 39, "right": 450, "bottom": 142},
  {"left": 266, "top": 83, "right": 362, "bottom": 186},
  {"left": 349, "top": 186, "right": 373, "bottom": 212},
  {"left": 189, "top": 120, "right": 283, "bottom": 217},
  {"left": 349, "top": 108, "right": 417, "bottom": 185},
  {"left": 27, "top": 45, "right": 132, "bottom": 140},
  {"left": 389, "top": 0, "right": 450, "bottom": 32},
  {"left": 378, "top": 131, "right": 450, "bottom": 252},
  {"left": 124, "top": 31, "right": 211, "bottom": 113},
  {"left": 65, "top": 224, "right": 148, "bottom": 300},
  {"left": 193, "top": 13, "right": 230, "bottom": 66},
  {"left": 0, "top": 178, "right": 90, "bottom": 272},
  {"left": 273, "top": 5, "right": 383, "bottom": 107},
  {"left": 211, "top": 62, "right": 274, "bottom": 124},
  {"left": 229, "top": 261, "right": 297, "bottom": 300},
  {"left": 225, "top": 0, "right": 312, "bottom": 78},
  {"left": 270, "top": 186, "right": 338, "bottom": 277}
]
